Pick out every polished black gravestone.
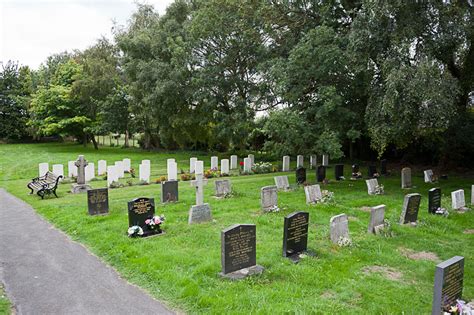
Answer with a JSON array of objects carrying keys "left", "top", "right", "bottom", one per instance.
[
  {"left": 399, "top": 193, "right": 421, "bottom": 225},
  {"left": 295, "top": 167, "right": 306, "bottom": 185},
  {"left": 128, "top": 197, "right": 161, "bottom": 237},
  {"left": 317, "top": 166, "right": 326, "bottom": 182},
  {"left": 368, "top": 165, "right": 377, "bottom": 178},
  {"left": 429, "top": 188, "right": 442, "bottom": 214},
  {"left": 432, "top": 256, "right": 464, "bottom": 315},
  {"left": 282, "top": 211, "right": 313, "bottom": 263},
  {"left": 161, "top": 180, "right": 178, "bottom": 203},
  {"left": 380, "top": 159, "right": 388, "bottom": 175},
  {"left": 87, "top": 188, "right": 109, "bottom": 216},
  {"left": 335, "top": 164, "right": 344, "bottom": 180},
  {"left": 220, "top": 224, "right": 264, "bottom": 280}
]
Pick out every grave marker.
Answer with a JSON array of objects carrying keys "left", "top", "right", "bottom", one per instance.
[
  {"left": 335, "top": 164, "right": 344, "bottom": 180},
  {"left": 432, "top": 256, "right": 464, "bottom": 315},
  {"left": 122, "top": 158, "right": 131, "bottom": 172},
  {"left": 401, "top": 167, "right": 412, "bottom": 188},
  {"left": 85, "top": 162, "right": 95, "bottom": 182},
  {"left": 139, "top": 162, "right": 150, "bottom": 183},
  {"left": 330, "top": 214, "right": 350, "bottom": 244},
  {"left": 428, "top": 188, "right": 442, "bottom": 214},
  {"left": 317, "top": 165, "right": 326, "bottom": 182},
  {"left": 261, "top": 186, "right": 278, "bottom": 212},
  {"left": 248, "top": 154, "right": 255, "bottom": 166},
  {"left": 39, "top": 163, "right": 49, "bottom": 177},
  {"left": 127, "top": 197, "right": 160, "bottom": 237},
  {"left": 230, "top": 155, "right": 238, "bottom": 169},
  {"left": 296, "top": 167, "right": 306, "bottom": 184},
  {"left": 167, "top": 160, "right": 178, "bottom": 181},
  {"left": 274, "top": 176, "right": 290, "bottom": 190},
  {"left": 305, "top": 184, "right": 322, "bottom": 204},
  {"left": 87, "top": 188, "right": 109, "bottom": 215},
  {"left": 67, "top": 161, "right": 77, "bottom": 178},
  {"left": 190, "top": 157, "right": 197, "bottom": 173},
  {"left": 115, "top": 161, "right": 125, "bottom": 178},
  {"left": 368, "top": 165, "right": 377, "bottom": 178},
  {"left": 221, "top": 159, "right": 230, "bottom": 175},
  {"left": 366, "top": 178, "right": 379, "bottom": 195},
  {"left": 282, "top": 211, "right": 310, "bottom": 262},
  {"left": 400, "top": 193, "right": 421, "bottom": 224},
  {"left": 52, "top": 164, "right": 64, "bottom": 179},
  {"left": 107, "top": 165, "right": 119, "bottom": 187},
  {"left": 322, "top": 154, "right": 329, "bottom": 166},
  {"left": 296, "top": 155, "right": 304, "bottom": 168},
  {"left": 189, "top": 161, "right": 211, "bottom": 224},
  {"left": 424, "top": 169, "right": 434, "bottom": 183},
  {"left": 451, "top": 189, "right": 466, "bottom": 210},
  {"left": 243, "top": 157, "right": 252, "bottom": 173},
  {"left": 215, "top": 179, "right": 231, "bottom": 197},
  {"left": 211, "top": 156, "right": 218, "bottom": 170},
  {"left": 98, "top": 160, "right": 107, "bottom": 176},
  {"left": 71, "top": 155, "right": 91, "bottom": 193},
  {"left": 310, "top": 155, "right": 317, "bottom": 169},
  {"left": 161, "top": 180, "right": 178, "bottom": 203},
  {"left": 282, "top": 156, "right": 290, "bottom": 172},
  {"left": 368, "top": 205, "right": 385, "bottom": 234}
]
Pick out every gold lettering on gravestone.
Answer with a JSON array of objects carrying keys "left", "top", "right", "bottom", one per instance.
[
  {"left": 133, "top": 200, "right": 151, "bottom": 214},
  {"left": 407, "top": 197, "right": 419, "bottom": 216},
  {"left": 442, "top": 263, "right": 463, "bottom": 304},
  {"left": 226, "top": 230, "right": 254, "bottom": 267},
  {"left": 287, "top": 215, "right": 308, "bottom": 243},
  {"left": 89, "top": 190, "right": 107, "bottom": 204}
]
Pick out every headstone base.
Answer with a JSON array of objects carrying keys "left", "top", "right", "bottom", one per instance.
[
  {"left": 456, "top": 206, "right": 470, "bottom": 213},
  {"left": 373, "top": 224, "right": 385, "bottom": 235},
  {"left": 134, "top": 230, "right": 166, "bottom": 238},
  {"left": 71, "top": 184, "right": 92, "bottom": 194},
  {"left": 188, "top": 203, "right": 212, "bottom": 224},
  {"left": 286, "top": 250, "right": 316, "bottom": 264},
  {"left": 219, "top": 265, "right": 264, "bottom": 280}
]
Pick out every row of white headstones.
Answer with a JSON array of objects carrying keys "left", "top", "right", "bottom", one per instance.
[{"left": 281, "top": 154, "right": 329, "bottom": 171}]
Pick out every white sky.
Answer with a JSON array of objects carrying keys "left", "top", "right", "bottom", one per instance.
[{"left": 0, "top": 0, "right": 174, "bottom": 69}]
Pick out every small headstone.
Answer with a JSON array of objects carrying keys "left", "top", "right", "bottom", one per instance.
[
  {"left": 366, "top": 178, "right": 379, "bottom": 195},
  {"left": 211, "top": 156, "right": 218, "bottom": 170},
  {"left": 167, "top": 161, "right": 178, "bottom": 181},
  {"left": 451, "top": 189, "right": 466, "bottom": 210},
  {"left": 400, "top": 193, "right": 421, "bottom": 224},
  {"left": 230, "top": 155, "right": 238, "bottom": 169},
  {"left": 220, "top": 159, "right": 230, "bottom": 175},
  {"left": 310, "top": 155, "right": 317, "bottom": 169},
  {"left": 282, "top": 211, "right": 310, "bottom": 262},
  {"left": 282, "top": 156, "right": 290, "bottom": 172},
  {"left": 368, "top": 165, "right": 377, "bottom": 178},
  {"left": 305, "top": 184, "right": 322, "bottom": 204},
  {"left": 260, "top": 186, "right": 278, "bottom": 212},
  {"left": 368, "top": 205, "right": 385, "bottom": 234},
  {"left": 127, "top": 197, "right": 159, "bottom": 237},
  {"left": 39, "top": 162, "right": 49, "bottom": 177},
  {"left": 52, "top": 164, "right": 64, "bottom": 179},
  {"left": 85, "top": 163, "right": 95, "bottom": 182},
  {"left": 317, "top": 165, "right": 326, "bottom": 182},
  {"left": 161, "top": 180, "right": 178, "bottom": 203},
  {"left": 322, "top": 154, "right": 329, "bottom": 167},
  {"left": 424, "top": 169, "right": 434, "bottom": 183},
  {"left": 87, "top": 188, "right": 109, "bottom": 215},
  {"left": 141, "top": 160, "right": 150, "bottom": 167},
  {"left": 274, "top": 176, "right": 290, "bottom": 190},
  {"left": 190, "top": 157, "right": 197, "bottom": 173},
  {"left": 122, "top": 158, "right": 131, "bottom": 172},
  {"left": 71, "top": 155, "right": 91, "bottom": 193},
  {"left": 329, "top": 214, "right": 350, "bottom": 244},
  {"left": 98, "top": 160, "right": 107, "bottom": 176},
  {"left": 243, "top": 157, "right": 252, "bottom": 173},
  {"left": 432, "top": 256, "right": 464, "bottom": 315},
  {"left": 139, "top": 163, "right": 150, "bottom": 183},
  {"left": 335, "top": 164, "right": 344, "bottom": 180},
  {"left": 220, "top": 224, "right": 263, "bottom": 279},
  {"left": 67, "top": 161, "right": 77, "bottom": 178},
  {"left": 189, "top": 161, "right": 211, "bottom": 224},
  {"left": 215, "top": 179, "right": 231, "bottom": 197},
  {"left": 248, "top": 154, "right": 255, "bottom": 166},
  {"left": 115, "top": 161, "right": 125, "bottom": 178},
  {"left": 296, "top": 155, "right": 303, "bottom": 168},
  {"left": 380, "top": 159, "right": 387, "bottom": 175},
  {"left": 295, "top": 167, "right": 306, "bottom": 184},
  {"left": 401, "top": 167, "right": 412, "bottom": 188},
  {"left": 188, "top": 204, "right": 212, "bottom": 224},
  {"left": 107, "top": 166, "right": 119, "bottom": 187},
  {"left": 428, "top": 188, "right": 442, "bottom": 214}
]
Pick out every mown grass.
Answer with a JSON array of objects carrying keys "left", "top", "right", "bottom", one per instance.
[
  {"left": 0, "top": 143, "right": 472, "bottom": 314},
  {"left": 0, "top": 284, "right": 11, "bottom": 315}
]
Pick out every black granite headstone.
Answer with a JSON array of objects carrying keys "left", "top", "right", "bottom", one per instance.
[
  {"left": 352, "top": 164, "right": 359, "bottom": 173},
  {"left": 128, "top": 197, "right": 156, "bottom": 236},
  {"left": 380, "top": 159, "right": 388, "bottom": 175},
  {"left": 221, "top": 224, "right": 256, "bottom": 274},
  {"left": 335, "top": 164, "right": 344, "bottom": 180},
  {"left": 317, "top": 166, "right": 326, "bottom": 182},
  {"left": 400, "top": 193, "right": 421, "bottom": 224},
  {"left": 295, "top": 167, "right": 306, "bottom": 185},
  {"left": 161, "top": 180, "right": 178, "bottom": 203},
  {"left": 429, "top": 188, "right": 442, "bottom": 214},
  {"left": 282, "top": 212, "right": 309, "bottom": 260},
  {"left": 368, "top": 165, "right": 377, "bottom": 178},
  {"left": 432, "top": 256, "right": 464, "bottom": 315},
  {"left": 87, "top": 188, "right": 109, "bottom": 215}
]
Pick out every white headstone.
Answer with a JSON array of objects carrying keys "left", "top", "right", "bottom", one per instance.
[
  {"left": 368, "top": 205, "right": 385, "bottom": 233},
  {"left": 167, "top": 161, "right": 178, "bottom": 181},
  {"left": 221, "top": 159, "right": 230, "bottom": 175},
  {"left": 139, "top": 163, "right": 150, "bottom": 183},
  {"left": 211, "top": 156, "right": 218, "bottom": 170},
  {"left": 282, "top": 156, "right": 290, "bottom": 172},
  {"left": 243, "top": 157, "right": 252, "bottom": 173},
  {"left": 401, "top": 167, "right": 411, "bottom": 188},
  {"left": 107, "top": 166, "right": 119, "bottom": 187},
  {"left": 297, "top": 155, "right": 304, "bottom": 168},
  {"left": 248, "top": 154, "right": 255, "bottom": 166},
  {"left": 67, "top": 161, "right": 77, "bottom": 178},
  {"left": 310, "top": 155, "right": 317, "bottom": 169},
  {"left": 85, "top": 163, "right": 95, "bottom": 182},
  {"left": 274, "top": 176, "right": 290, "bottom": 190},
  {"left": 322, "top": 154, "right": 329, "bottom": 166},
  {"left": 195, "top": 161, "right": 204, "bottom": 175},
  {"left": 52, "top": 164, "right": 64, "bottom": 180},
  {"left": 305, "top": 184, "right": 322, "bottom": 204},
  {"left": 366, "top": 178, "right": 379, "bottom": 195},
  {"left": 39, "top": 163, "right": 49, "bottom": 177},
  {"left": 115, "top": 161, "right": 125, "bottom": 178},
  {"left": 98, "top": 160, "right": 107, "bottom": 176},
  {"left": 230, "top": 155, "right": 238, "bottom": 169},
  {"left": 122, "top": 158, "right": 131, "bottom": 172},
  {"left": 330, "top": 214, "right": 350, "bottom": 244},
  {"left": 167, "top": 158, "right": 175, "bottom": 169},
  {"left": 424, "top": 169, "right": 434, "bottom": 183},
  {"left": 451, "top": 189, "right": 466, "bottom": 210},
  {"left": 190, "top": 157, "right": 197, "bottom": 173},
  {"left": 142, "top": 159, "right": 151, "bottom": 166}
]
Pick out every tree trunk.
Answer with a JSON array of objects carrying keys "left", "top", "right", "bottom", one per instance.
[
  {"left": 124, "top": 130, "right": 130, "bottom": 147},
  {"left": 91, "top": 135, "right": 99, "bottom": 150}
]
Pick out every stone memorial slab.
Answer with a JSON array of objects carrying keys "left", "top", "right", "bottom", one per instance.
[
  {"left": 429, "top": 188, "right": 442, "bottom": 214},
  {"left": 115, "top": 161, "right": 125, "bottom": 178},
  {"left": 128, "top": 197, "right": 158, "bottom": 237},
  {"left": 190, "top": 157, "right": 197, "bottom": 173},
  {"left": 68, "top": 161, "right": 77, "bottom": 178},
  {"left": 230, "top": 155, "right": 238, "bottom": 169},
  {"left": 248, "top": 154, "right": 255, "bottom": 166},
  {"left": 317, "top": 165, "right": 326, "bottom": 182},
  {"left": 243, "top": 157, "right": 252, "bottom": 173},
  {"left": 330, "top": 214, "right": 350, "bottom": 244},
  {"left": 98, "top": 160, "right": 107, "bottom": 176},
  {"left": 322, "top": 154, "right": 329, "bottom": 167},
  {"left": 424, "top": 169, "right": 434, "bottom": 183},
  {"left": 39, "top": 163, "right": 49, "bottom": 177},
  {"left": 211, "top": 156, "right": 218, "bottom": 170},
  {"left": 139, "top": 163, "right": 151, "bottom": 183},
  {"left": 52, "top": 164, "right": 64, "bottom": 179},
  {"left": 451, "top": 189, "right": 466, "bottom": 210},
  {"left": 366, "top": 178, "right": 379, "bottom": 195},
  {"left": 335, "top": 164, "right": 344, "bottom": 180},
  {"left": 295, "top": 167, "right": 306, "bottom": 184},
  {"left": 401, "top": 167, "right": 412, "bottom": 188},
  {"left": 215, "top": 179, "right": 231, "bottom": 197},
  {"left": 282, "top": 156, "right": 290, "bottom": 172},
  {"left": 189, "top": 204, "right": 212, "bottom": 224},
  {"left": 85, "top": 163, "right": 95, "bottom": 182},
  {"left": 282, "top": 212, "right": 310, "bottom": 262},
  {"left": 161, "top": 180, "right": 178, "bottom": 203},
  {"left": 167, "top": 161, "right": 178, "bottom": 181},
  {"left": 107, "top": 166, "right": 119, "bottom": 187},
  {"left": 368, "top": 165, "right": 377, "bottom": 178},
  {"left": 310, "top": 155, "right": 317, "bottom": 169},
  {"left": 189, "top": 162, "right": 211, "bottom": 224},
  {"left": 71, "top": 155, "right": 91, "bottom": 193},
  {"left": 432, "top": 256, "right": 464, "bottom": 315},
  {"left": 297, "top": 155, "right": 304, "bottom": 168},
  {"left": 122, "top": 158, "right": 131, "bottom": 172},
  {"left": 274, "top": 176, "right": 290, "bottom": 190},
  {"left": 221, "top": 159, "right": 230, "bottom": 175},
  {"left": 261, "top": 186, "right": 278, "bottom": 212},
  {"left": 141, "top": 159, "right": 150, "bottom": 167},
  {"left": 380, "top": 159, "right": 387, "bottom": 175},
  {"left": 87, "top": 188, "right": 109, "bottom": 215},
  {"left": 305, "top": 184, "right": 322, "bottom": 204},
  {"left": 400, "top": 193, "right": 421, "bottom": 224},
  {"left": 368, "top": 205, "right": 385, "bottom": 234}
]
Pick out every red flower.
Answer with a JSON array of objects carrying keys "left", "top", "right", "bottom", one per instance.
[{"left": 239, "top": 161, "right": 244, "bottom": 166}]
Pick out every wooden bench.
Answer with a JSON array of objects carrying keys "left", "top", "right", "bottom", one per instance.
[{"left": 27, "top": 171, "right": 63, "bottom": 199}]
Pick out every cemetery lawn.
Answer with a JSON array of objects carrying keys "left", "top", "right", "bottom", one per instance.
[
  {"left": 0, "top": 284, "right": 11, "bottom": 315},
  {"left": 0, "top": 143, "right": 473, "bottom": 314}
]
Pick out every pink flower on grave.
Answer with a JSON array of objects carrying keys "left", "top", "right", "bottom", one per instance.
[
  {"left": 154, "top": 217, "right": 161, "bottom": 225},
  {"left": 145, "top": 219, "right": 151, "bottom": 225}
]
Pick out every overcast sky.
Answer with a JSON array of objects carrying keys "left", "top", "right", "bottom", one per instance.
[{"left": 0, "top": 0, "right": 174, "bottom": 69}]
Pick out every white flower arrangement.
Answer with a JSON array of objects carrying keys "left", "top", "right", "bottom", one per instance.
[
  {"left": 337, "top": 236, "right": 352, "bottom": 247},
  {"left": 374, "top": 184, "right": 384, "bottom": 195},
  {"left": 266, "top": 205, "right": 280, "bottom": 213},
  {"left": 320, "top": 190, "right": 335, "bottom": 204},
  {"left": 127, "top": 225, "right": 144, "bottom": 237}
]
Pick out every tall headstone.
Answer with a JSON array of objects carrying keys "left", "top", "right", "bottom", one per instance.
[
  {"left": 122, "top": 158, "right": 131, "bottom": 172},
  {"left": 243, "top": 157, "right": 252, "bottom": 173},
  {"left": 400, "top": 193, "right": 421, "bottom": 224},
  {"left": 282, "top": 156, "right": 290, "bottom": 172},
  {"left": 39, "top": 163, "right": 49, "bottom": 177},
  {"left": 139, "top": 163, "right": 150, "bottom": 183},
  {"left": 322, "top": 154, "right": 329, "bottom": 167},
  {"left": 317, "top": 165, "right": 326, "bottom": 182},
  {"left": 67, "top": 161, "right": 77, "bottom": 178},
  {"left": 368, "top": 165, "right": 377, "bottom": 178},
  {"left": 335, "top": 164, "right": 344, "bottom": 180},
  {"left": 368, "top": 205, "right": 385, "bottom": 234},
  {"left": 282, "top": 212, "right": 310, "bottom": 262},
  {"left": 87, "top": 188, "right": 109, "bottom": 216},
  {"left": 274, "top": 176, "right": 290, "bottom": 190},
  {"left": 98, "top": 160, "right": 107, "bottom": 176},
  {"left": 189, "top": 161, "right": 211, "bottom": 224},
  {"left": 248, "top": 154, "right": 255, "bottom": 166},
  {"left": 162, "top": 180, "right": 178, "bottom": 203},
  {"left": 451, "top": 189, "right": 466, "bottom": 210},
  {"left": 401, "top": 167, "right": 412, "bottom": 189},
  {"left": 52, "top": 164, "right": 64, "bottom": 179},
  {"left": 215, "top": 179, "right": 231, "bottom": 197},
  {"left": 296, "top": 155, "right": 304, "bottom": 168},
  {"left": 295, "top": 167, "right": 306, "bottom": 184},
  {"left": 366, "top": 178, "right": 379, "bottom": 195},
  {"left": 432, "top": 256, "right": 464, "bottom": 315},
  {"left": 230, "top": 155, "right": 238, "bottom": 169},
  {"left": 424, "top": 169, "right": 434, "bottom": 183},
  {"left": 127, "top": 197, "right": 161, "bottom": 237},
  {"left": 107, "top": 166, "right": 118, "bottom": 187},
  {"left": 190, "top": 157, "right": 197, "bottom": 173},
  {"left": 220, "top": 159, "right": 230, "bottom": 175},
  {"left": 220, "top": 224, "right": 263, "bottom": 279},
  {"left": 211, "top": 156, "right": 218, "bottom": 170},
  {"left": 141, "top": 159, "right": 150, "bottom": 168},
  {"left": 85, "top": 162, "right": 95, "bottom": 182},
  {"left": 115, "top": 161, "right": 125, "bottom": 178},
  {"left": 167, "top": 161, "right": 178, "bottom": 181},
  {"left": 310, "top": 155, "right": 317, "bottom": 169},
  {"left": 261, "top": 186, "right": 278, "bottom": 212},
  {"left": 330, "top": 214, "right": 350, "bottom": 244},
  {"left": 71, "top": 155, "right": 91, "bottom": 193},
  {"left": 428, "top": 188, "right": 442, "bottom": 214},
  {"left": 305, "top": 184, "right": 322, "bottom": 204},
  {"left": 380, "top": 159, "right": 388, "bottom": 175}
]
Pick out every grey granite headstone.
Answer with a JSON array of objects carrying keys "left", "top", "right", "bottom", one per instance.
[
  {"left": 87, "top": 188, "right": 109, "bottom": 216},
  {"left": 451, "top": 189, "right": 466, "bottom": 210},
  {"left": 215, "top": 179, "right": 231, "bottom": 197},
  {"left": 261, "top": 186, "right": 278, "bottom": 212},
  {"left": 161, "top": 180, "right": 179, "bottom": 203},
  {"left": 432, "top": 256, "right": 464, "bottom": 315},
  {"left": 424, "top": 169, "right": 434, "bottom": 183},
  {"left": 71, "top": 155, "right": 91, "bottom": 193},
  {"left": 188, "top": 204, "right": 212, "bottom": 224},
  {"left": 400, "top": 193, "right": 421, "bottom": 224},
  {"left": 401, "top": 167, "right": 412, "bottom": 189},
  {"left": 428, "top": 188, "right": 442, "bottom": 214},
  {"left": 330, "top": 214, "right": 350, "bottom": 244},
  {"left": 366, "top": 178, "right": 379, "bottom": 195},
  {"left": 304, "top": 184, "right": 322, "bottom": 204},
  {"left": 368, "top": 205, "right": 385, "bottom": 234},
  {"left": 274, "top": 176, "right": 290, "bottom": 190}
]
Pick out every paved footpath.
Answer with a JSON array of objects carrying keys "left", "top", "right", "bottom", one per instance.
[{"left": 0, "top": 189, "right": 174, "bottom": 315}]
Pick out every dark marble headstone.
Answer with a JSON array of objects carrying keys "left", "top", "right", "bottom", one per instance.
[
  {"left": 352, "top": 164, "right": 359, "bottom": 173},
  {"left": 368, "top": 165, "right": 377, "bottom": 178},
  {"left": 432, "top": 256, "right": 464, "bottom": 315},
  {"left": 128, "top": 197, "right": 156, "bottom": 236},
  {"left": 161, "top": 180, "right": 178, "bottom": 203},
  {"left": 399, "top": 193, "right": 421, "bottom": 224},
  {"left": 429, "top": 188, "right": 442, "bottom": 214},
  {"left": 380, "top": 159, "right": 388, "bottom": 175},
  {"left": 295, "top": 167, "right": 306, "bottom": 184},
  {"left": 335, "top": 164, "right": 344, "bottom": 180},
  {"left": 317, "top": 166, "right": 326, "bottom": 182},
  {"left": 282, "top": 212, "right": 309, "bottom": 261},
  {"left": 87, "top": 188, "right": 109, "bottom": 216}
]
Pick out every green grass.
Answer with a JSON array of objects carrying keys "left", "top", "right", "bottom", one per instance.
[
  {"left": 0, "top": 285, "right": 11, "bottom": 315},
  {"left": 0, "top": 143, "right": 473, "bottom": 314}
]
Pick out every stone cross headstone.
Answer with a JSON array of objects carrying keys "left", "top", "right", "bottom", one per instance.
[
  {"left": 52, "top": 164, "right": 64, "bottom": 179},
  {"left": 330, "top": 214, "right": 350, "bottom": 244},
  {"left": 380, "top": 159, "right": 387, "bottom": 175},
  {"left": 220, "top": 159, "right": 230, "bottom": 175},
  {"left": 401, "top": 167, "right": 412, "bottom": 188},
  {"left": 282, "top": 211, "right": 310, "bottom": 261},
  {"left": 400, "top": 193, "right": 421, "bottom": 224},
  {"left": 322, "top": 154, "right": 329, "bottom": 167},
  {"left": 432, "top": 256, "right": 464, "bottom": 315},
  {"left": 368, "top": 165, "right": 377, "bottom": 178},
  {"left": 368, "top": 205, "right": 385, "bottom": 234},
  {"left": 248, "top": 154, "right": 255, "bottom": 166},
  {"left": 39, "top": 162, "right": 49, "bottom": 177},
  {"left": 220, "top": 224, "right": 263, "bottom": 279},
  {"left": 98, "top": 160, "right": 107, "bottom": 176},
  {"left": 261, "top": 186, "right": 278, "bottom": 212},
  {"left": 167, "top": 161, "right": 178, "bottom": 181},
  {"left": 274, "top": 176, "right": 290, "bottom": 190},
  {"left": 317, "top": 165, "right": 326, "bottom": 182},
  {"left": 71, "top": 155, "right": 91, "bottom": 193},
  {"left": 305, "top": 184, "right": 322, "bottom": 204},
  {"left": 122, "top": 158, "right": 131, "bottom": 172},
  {"left": 87, "top": 188, "right": 109, "bottom": 216},
  {"left": 211, "top": 156, "right": 218, "bottom": 170},
  {"left": 189, "top": 161, "right": 211, "bottom": 224},
  {"left": 85, "top": 163, "right": 95, "bottom": 182},
  {"left": 424, "top": 169, "right": 434, "bottom": 183},
  {"left": 67, "top": 161, "right": 77, "bottom": 178},
  {"left": 215, "top": 179, "right": 231, "bottom": 197},
  {"left": 139, "top": 163, "right": 150, "bottom": 183},
  {"left": 451, "top": 189, "right": 466, "bottom": 210},
  {"left": 115, "top": 161, "right": 125, "bottom": 178},
  {"left": 243, "top": 157, "right": 252, "bottom": 173},
  {"left": 295, "top": 167, "right": 306, "bottom": 184},
  {"left": 161, "top": 180, "right": 178, "bottom": 203},
  {"left": 127, "top": 197, "right": 158, "bottom": 237},
  {"left": 296, "top": 155, "right": 303, "bottom": 168},
  {"left": 428, "top": 188, "right": 442, "bottom": 214},
  {"left": 230, "top": 155, "right": 238, "bottom": 169},
  {"left": 107, "top": 166, "right": 119, "bottom": 187},
  {"left": 282, "top": 156, "right": 290, "bottom": 172},
  {"left": 189, "top": 157, "right": 197, "bottom": 173},
  {"left": 366, "top": 178, "right": 379, "bottom": 195},
  {"left": 310, "top": 155, "right": 317, "bottom": 169},
  {"left": 335, "top": 164, "right": 344, "bottom": 180}
]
